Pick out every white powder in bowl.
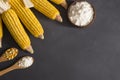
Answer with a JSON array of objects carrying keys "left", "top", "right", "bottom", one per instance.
[
  {"left": 68, "top": 1, "right": 94, "bottom": 27},
  {"left": 18, "top": 56, "right": 33, "bottom": 68}
]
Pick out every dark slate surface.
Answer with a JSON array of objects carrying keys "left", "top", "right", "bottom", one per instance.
[{"left": 0, "top": 0, "right": 120, "bottom": 80}]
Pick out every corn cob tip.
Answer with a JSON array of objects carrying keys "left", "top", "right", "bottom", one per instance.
[
  {"left": 61, "top": 0, "right": 68, "bottom": 9},
  {"left": 26, "top": 46, "right": 34, "bottom": 54},
  {"left": 39, "top": 34, "right": 44, "bottom": 40},
  {"left": 56, "top": 15, "right": 63, "bottom": 22},
  {"left": 0, "top": 40, "right": 2, "bottom": 48}
]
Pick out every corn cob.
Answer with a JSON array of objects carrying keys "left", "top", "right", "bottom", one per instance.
[
  {"left": 0, "top": 16, "right": 3, "bottom": 48},
  {"left": 50, "top": 0, "right": 68, "bottom": 9},
  {"left": 2, "top": 9, "right": 33, "bottom": 54},
  {"left": 31, "top": 0, "right": 63, "bottom": 22},
  {"left": 9, "top": 0, "right": 44, "bottom": 39}
]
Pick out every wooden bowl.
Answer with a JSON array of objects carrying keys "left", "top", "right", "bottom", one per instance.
[{"left": 68, "top": 0, "right": 96, "bottom": 28}]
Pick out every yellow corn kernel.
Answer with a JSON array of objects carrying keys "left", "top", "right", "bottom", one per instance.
[
  {"left": 9, "top": 0, "right": 44, "bottom": 38},
  {"left": 2, "top": 48, "right": 18, "bottom": 60},
  {"left": 0, "top": 16, "right": 3, "bottom": 39},
  {"left": 31, "top": 0, "right": 60, "bottom": 20},
  {"left": 2, "top": 9, "right": 31, "bottom": 50},
  {"left": 51, "top": 0, "right": 64, "bottom": 4}
]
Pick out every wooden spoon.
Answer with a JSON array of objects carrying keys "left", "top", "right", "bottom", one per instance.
[
  {"left": 0, "top": 56, "right": 34, "bottom": 76},
  {"left": 0, "top": 48, "right": 18, "bottom": 62}
]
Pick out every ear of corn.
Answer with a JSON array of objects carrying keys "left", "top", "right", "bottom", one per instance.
[
  {"left": 2, "top": 9, "right": 31, "bottom": 50},
  {"left": 31, "top": 0, "right": 60, "bottom": 20},
  {"left": 9, "top": 0, "right": 44, "bottom": 38},
  {"left": 0, "top": 16, "right": 3, "bottom": 48},
  {"left": 50, "top": 0, "right": 67, "bottom": 9},
  {"left": 50, "top": 0, "right": 64, "bottom": 5}
]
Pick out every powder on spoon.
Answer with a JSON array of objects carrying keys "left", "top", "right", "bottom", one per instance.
[
  {"left": 18, "top": 56, "right": 33, "bottom": 68},
  {"left": 68, "top": 1, "right": 95, "bottom": 27}
]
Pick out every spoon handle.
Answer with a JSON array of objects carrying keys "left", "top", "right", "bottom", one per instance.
[
  {"left": 0, "top": 65, "right": 16, "bottom": 76},
  {"left": 0, "top": 57, "right": 7, "bottom": 63}
]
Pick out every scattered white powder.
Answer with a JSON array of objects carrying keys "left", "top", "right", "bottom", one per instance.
[
  {"left": 18, "top": 56, "right": 33, "bottom": 68},
  {"left": 68, "top": 1, "right": 94, "bottom": 27}
]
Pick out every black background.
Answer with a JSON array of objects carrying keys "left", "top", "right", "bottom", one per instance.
[{"left": 0, "top": 0, "right": 120, "bottom": 80}]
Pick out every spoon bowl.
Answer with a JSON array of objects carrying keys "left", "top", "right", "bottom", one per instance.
[{"left": 0, "top": 48, "right": 18, "bottom": 62}]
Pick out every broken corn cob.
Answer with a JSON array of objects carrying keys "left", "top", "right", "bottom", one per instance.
[
  {"left": 9, "top": 0, "right": 44, "bottom": 39},
  {"left": 31, "top": 0, "right": 63, "bottom": 22},
  {"left": 51, "top": 0, "right": 68, "bottom": 9},
  {"left": 0, "top": 16, "right": 3, "bottom": 48},
  {"left": 2, "top": 9, "right": 33, "bottom": 53}
]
